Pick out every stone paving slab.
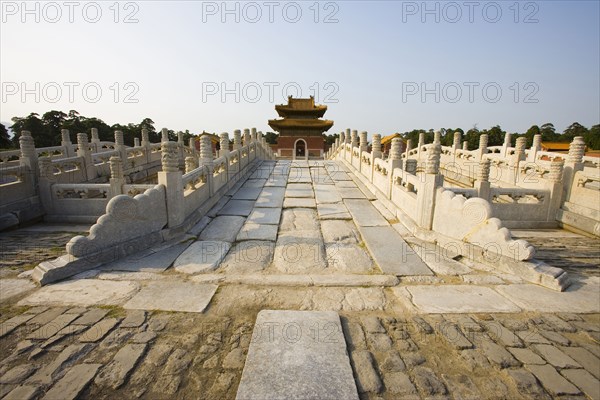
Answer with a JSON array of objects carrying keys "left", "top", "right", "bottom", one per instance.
[
  {"left": 344, "top": 199, "right": 388, "bottom": 226},
  {"left": 232, "top": 187, "right": 263, "bottom": 200},
  {"left": 123, "top": 281, "right": 218, "bottom": 312},
  {"left": 396, "top": 285, "right": 522, "bottom": 313},
  {"left": 243, "top": 178, "right": 268, "bottom": 188},
  {"left": 236, "top": 310, "right": 359, "bottom": 400},
  {"left": 273, "top": 235, "right": 327, "bottom": 273},
  {"left": 264, "top": 175, "right": 288, "bottom": 187},
  {"left": 311, "top": 168, "right": 334, "bottom": 184},
  {"left": 190, "top": 274, "right": 399, "bottom": 287},
  {"left": 285, "top": 183, "right": 314, "bottom": 198},
  {"left": 321, "top": 220, "right": 360, "bottom": 244},
  {"left": 314, "top": 184, "right": 342, "bottom": 204},
  {"left": 101, "top": 240, "right": 192, "bottom": 273},
  {"left": 317, "top": 203, "right": 352, "bottom": 220},
  {"left": 221, "top": 241, "right": 275, "bottom": 273},
  {"left": 283, "top": 198, "right": 317, "bottom": 208},
  {"left": 199, "top": 216, "right": 246, "bottom": 242},
  {"left": 495, "top": 278, "right": 600, "bottom": 313},
  {"left": 338, "top": 187, "right": 367, "bottom": 199},
  {"left": 288, "top": 168, "right": 312, "bottom": 183},
  {"left": 326, "top": 244, "right": 374, "bottom": 273},
  {"left": 358, "top": 226, "right": 432, "bottom": 276},
  {"left": 237, "top": 223, "right": 278, "bottom": 241},
  {"left": 173, "top": 241, "right": 231, "bottom": 274},
  {"left": 246, "top": 207, "right": 282, "bottom": 225},
  {"left": 255, "top": 187, "right": 285, "bottom": 208},
  {"left": 17, "top": 280, "right": 140, "bottom": 307},
  {"left": 218, "top": 200, "right": 256, "bottom": 216},
  {"left": 41, "top": 363, "right": 102, "bottom": 400},
  {"left": 0, "top": 279, "right": 36, "bottom": 302}
]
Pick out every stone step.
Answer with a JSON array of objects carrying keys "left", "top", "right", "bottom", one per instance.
[
  {"left": 191, "top": 274, "right": 399, "bottom": 287},
  {"left": 236, "top": 310, "right": 359, "bottom": 400}
]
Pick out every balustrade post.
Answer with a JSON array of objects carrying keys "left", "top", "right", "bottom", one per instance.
[
  {"left": 417, "top": 141, "right": 443, "bottom": 230},
  {"left": 528, "top": 134, "right": 542, "bottom": 162},
  {"left": 161, "top": 128, "right": 169, "bottom": 142},
  {"left": 388, "top": 137, "right": 403, "bottom": 198},
  {"left": 547, "top": 159, "right": 565, "bottom": 221},
  {"left": 220, "top": 132, "right": 230, "bottom": 158},
  {"left": 141, "top": 128, "right": 151, "bottom": 164},
  {"left": 453, "top": 131, "right": 461, "bottom": 159},
  {"left": 90, "top": 128, "right": 100, "bottom": 153},
  {"left": 77, "top": 132, "right": 96, "bottom": 181},
  {"left": 359, "top": 131, "right": 368, "bottom": 154},
  {"left": 405, "top": 139, "right": 412, "bottom": 160},
  {"left": 158, "top": 141, "right": 184, "bottom": 227},
  {"left": 114, "top": 130, "right": 129, "bottom": 172},
  {"left": 502, "top": 132, "right": 512, "bottom": 157},
  {"left": 38, "top": 156, "right": 54, "bottom": 214},
  {"left": 511, "top": 137, "right": 527, "bottom": 185},
  {"left": 134, "top": 138, "right": 140, "bottom": 147},
  {"left": 475, "top": 158, "right": 491, "bottom": 201},
  {"left": 200, "top": 135, "right": 215, "bottom": 196},
  {"left": 562, "top": 136, "right": 586, "bottom": 203},
  {"left": 61, "top": 129, "right": 74, "bottom": 157},
  {"left": 233, "top": 130, "right": 242, "bottom": 151},
  {"left": 462, "top": 141, "right": 468, "bottom": 151},
  {"left": 177, "top": 132, "right": 185, "bottom": 165},
  {"left": 243, "top": 129, "right": 251, "bottom": 147},
  {"left": 109, "top": 155, "right": 124, "bottom": 197},
  {"left": 477, "top": 133, "right": 488, "bottom": 160}
]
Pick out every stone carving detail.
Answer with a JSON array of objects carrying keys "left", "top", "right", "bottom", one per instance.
[
  {"left": 200, "top": 135, "right": 213, "bottom": 165},
  {"left": 77, "top": 133, "right": 89, "bottom": 152},
  {"left": 432, "top": 188, "right": 534, "bottom": 261},
  {"left": 405, "top": 159, "right": 417, "bottom": 174},
  {"left": 425, "top": 143, "right": 441, "bottom": 174},
  {"left": 351, "top": 130, "right": 358, "bottom": 147},
  {"left": 67, "top": 184, "right": 167, "bottom": 257},
  {"left": 161, "top": 141, "right": 179, "bottom": 172},
  {"left": 115, "top": 130, "right": 124, "bottom": 146},
  {"left": 19, "top": 131, "right": 35, "bottom": 158},
  {"left": 185, "top": 156, "right": 198, "bottom": 173},
  {"left": 478, "top": 159, "right": 491, "bottom": 182},
  {"left": 109, "top": 155, "right": 123, "bottom": 179},
  {"left": 243, "top": 129, "right": 251, "bottom": 145},
  {"left": 372, "top": 134, "right": 382, "bottom": 154},
  {"left": 390, "top": 138, "right": 402, "bottom": 160},
  {"left": 549, "top": 159, "right": 564, "bottom": 183},
  {"left": 479, "top": 133, "right": 488, "bottom": 152},
  {"left": 568, "top": 136, "right": 585, "bottom": 164},
  {"left": 515, "top": 137, "right": 527, "bottom": 158},
  {"left": 359, "top": 131, "right": 368, "bottom": 148},
  {"left": 234, "top": 130, "right": 242, "bottom": 148},
  {"left": 39, "top": 156, "right": 53, "bottom": 179},
  {"left": 220, "top": 132, "right": 229, "bottom": 154}
]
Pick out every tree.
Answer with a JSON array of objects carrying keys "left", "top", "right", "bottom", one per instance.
[
  {"left": 524, "top": 125, "right": 540, "bottom": 147},
  {"left": 563, "top": 122, "right": 588, "bottom": 142},
  {"left": 540, "top": 123, "right": 557, "bottom": 142},
  {"left": 0, "top": 123, "right": 11, "bottom": 148},
  {"left": 264, "top": 131, "right": 278, "bottom": 144},
  {"left": 584, "top": 124, "right": 600, "bottom": 150},
  {"left": 10, "top": 113, "right": 46, "bottom": 146},
  {"left": 323, "top": 133, "right": 339, "bottom": 146}
]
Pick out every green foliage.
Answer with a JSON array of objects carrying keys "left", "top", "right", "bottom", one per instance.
[
  {"left": 264, "top": 131, "right": 278, "bottom": 144},
  {"left": 323, "top": 132, "right": 339, "bottom": 146},
  {"left": 0, "top": 123, "right": 11, "bottom": 148}
]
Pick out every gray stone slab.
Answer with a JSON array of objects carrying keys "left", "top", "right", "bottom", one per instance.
[
  {"left": 494, "top": 278, "right": 600, "bottom": 313},
  {"left": 237, "top": 223, "right": 278, "bottom": 241},
  {"left": 247, "top": 207, "right": 282, "bottom": 225},
  {"left": 243, "top": 178, "right": 268, "bottom": 188},
  {"left": 236, "top": 310, "right": 359, "bottom": 400},
  {"left": 321, "top": 220, "right": 360, "bottom": 244},
  {"left": 274, "top": 234, "right": 327, "bottom": 273},
  {"left": 317, "top": 203, "right": 351, "bottom": 220},
  {"left": 255, "top": 187, "right": 285, "bottom": 208},
  {"left": 28, "top": 313, "right": 79, "bottom": 340},
  {"left": 232, "top": 187, "right": 263, "bottom": 200},
  {"left": 221, "top": 241, "right": 275, "bottom": 273},
  {"left": 399, "top": 285, "right": 522, "bottom": 313},
  {"left": 326, "top": 244, "right": 373, "bottom": 273},
  {"left": 101, "top": 240, "right": 192, "bottom": 273},
  {"left": 314, "top": 184, "right": 342, "bottom": 204},
  {"left": 288, "top": 168, "right": 312, "bottom": 183},
  {"left": 174, "top": 241, "right": 231, "bottom": 274},
  {"left": 283, "top": 198, "right": 317, "bottom": 208},
  {"left": 358, "top": 226, "right": 432, "bottom": 275},
  {"left": 280, "top": 208, "right": 320, "bottom": 231},
  {"left": 265, "top": 175, "right": 288, "bottom": 187},
  {"left": 335, "top": 180, "right": 357, "bottom": 188},
  {"left": 338, "top": 187, "right": 366, "bottom": 199},
  {"left": 17, "top": 280, "right": 140, "bottom": 307},
  {"left": 344, "top": 199, "right": 388, "bottom": 227},
  {"left": 330, "top": 171, "right": 353, "bottom": 181},
  {"left": 123, "top": 281, "right": 218, "bottom": 312},
  {"left": 199, "top": 216, "right": 246, "bottom": 242},
  {"left": 285, "top": 183, "right": 314, "bottom": 198},
  {"left": 0, "top": 279, "right": 36, "bottom": 302},
  {"left": 311, "top": 168, "right": 334, "bottom": 184},
  {"left": 218, "top": 200, "right": 256, "bottom": 216},
  {"left": 42, "top": 363, "right": 101, "bottom": 400}
]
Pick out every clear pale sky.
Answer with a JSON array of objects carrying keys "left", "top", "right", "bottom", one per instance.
[{"left": 1, "top": 1, "right": 599, "bottom": 136}]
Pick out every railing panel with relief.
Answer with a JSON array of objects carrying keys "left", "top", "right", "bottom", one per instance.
[
  {"left": 49, "top": 156, "right": 87, "bottom": 183},
  {"left": 240, "top": 145, "right": 249, "bottom": 169},
  {"left": 351, "top": 147, "right": 361, "bottom": 170},
  {"left": 390, "top": 168, "right": 419, "bottom": 218},
  {"left": 227, "top": 150, "right": 240, "bottom": 178},
  {"left": 0, "top": 150, "right": 21, "bottom": 168},
  {"left": 122, "top": 184, "right": 154, "bottom": 197},
  {"left": 567, "top": 170, "right": 600, "bottom": 212},
  {"left": 0, "top": 165, "right": 35, "bottom": 205},
  {"left": 36, "top": 146, "right": 67, "bottom": 160},
  {"left": 182, "top": 165, "right": 210, "bottom": 218},
  {"left": 372, "top": 158, "right": 391, "bottom": 194},
  {"left": 51, "top": 183, "right": 111, "bottom": 216},
  {"left": 126, "top": 147, "right": 148, "bottom": 167},
  {"left": 489, "top": 187, "right": 550, "bottom": 221},
  {"left": 212, "top": 156, "right": 228, "bottom": 193}
]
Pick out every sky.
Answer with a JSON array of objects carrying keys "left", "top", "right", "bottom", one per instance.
[{"left": 1, "top": 0, "right": 599, "bottom": 137}]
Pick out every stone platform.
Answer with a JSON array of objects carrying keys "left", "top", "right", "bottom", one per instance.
[{"left": 1, "top": 160, "right": 599, "bottom": 399}]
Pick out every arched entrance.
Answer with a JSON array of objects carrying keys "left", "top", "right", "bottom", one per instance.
[{"left": 294, "top": 139, "right": 307, "bottom": 160}]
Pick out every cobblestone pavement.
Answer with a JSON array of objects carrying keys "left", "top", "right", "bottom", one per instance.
[{"left": 1, "top": 160, "right": 599, "bottom": 399}]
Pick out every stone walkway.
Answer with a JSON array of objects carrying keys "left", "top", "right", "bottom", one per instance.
[{"left": 1, "top": 160, "right": 599, "bottom": 399}]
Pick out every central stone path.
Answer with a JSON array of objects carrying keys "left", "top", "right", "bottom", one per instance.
[{"left": 175, "top": 159, "right": 432, "bottom": 279}]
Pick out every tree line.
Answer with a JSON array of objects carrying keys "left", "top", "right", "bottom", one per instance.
[{"left": 1, "top": 110, "right": 598, "bottom": 152}]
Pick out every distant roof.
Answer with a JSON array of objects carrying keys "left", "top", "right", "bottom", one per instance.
[
  {"left": 381, "top": 133, "right": 403, "bottom": 145},
  {"left": 541, "top": 142, "right": 572, "bottom": 151}
]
